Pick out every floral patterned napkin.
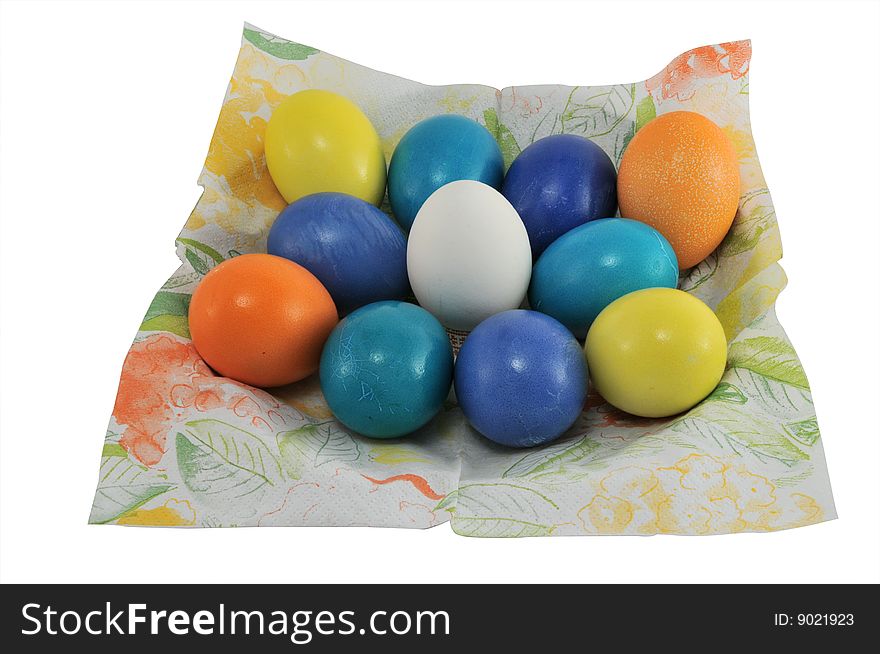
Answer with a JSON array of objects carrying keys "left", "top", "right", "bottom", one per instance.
[{"left": 89, "top": 24, "right": 835, "bottom": 535}]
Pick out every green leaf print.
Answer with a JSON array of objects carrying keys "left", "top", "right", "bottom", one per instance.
[
  {"left": 185, "top": 249, "right": 210, "bottom": 275},
  {"left": 277, "top": 422, "right": 361, "bottom": 478},
  {"left": 243, "top": 29, "right": 319, "bottom": 61},
  {"left": 560, "top": 84, "right": 635, "bottom": 138},
  {"left": 177, "top": 237, "right": 225, "bottom": 276},
  {"left": 720, "top": 189, "right": 777, "bottom": 258},
  {"left": 785, "top": 417, "right": 821, "bottom": 447},
  {"left": 730, "top": 368, "right": 812, "bottom": 413},
  {"left": 482, "top": 108, "right": 521, "bottom": 169},
  {"left": 162, "top": 270, "right": 201, "bottom": 290},
  {"left": 728, "top": 336, "right": 809, "bottom": 389},
  {"left": 703, "top": 382, "right": 748, "bottom": 404},
  {"left": 140, "top": 291, "right": 191, "bottom": 338},
  {"left": 90, "top": 448, "right": 174, "bottom": 524},
  {"left": 437, "top": 483, "right": 558, "bottom": 537},
  {"left": 670, "top": 403, "right": 809, "bottom": 467},
  {"left": 176, "top": 420, "right": 283, "bottom": 506},
  {"left": 679, "top": 252, "right": 719, "bottom": 291},
  {"left": 635, "top": 94, "right": 656, "bottom": 131},
  {"left": 143, "top": 291, "right": 191, "bottom": 323},
  {"left": 140, "top": 315, "right": 190, "bottom": 338},
  {"left": 502, "top": 436, "right": 601, "bottom": 479},
  {"left": 450, "top": 517, "right": 553, "bottom": 538}
]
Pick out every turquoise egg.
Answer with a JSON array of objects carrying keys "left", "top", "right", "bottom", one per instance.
[
  {"left": 529, "top": 218, "right": 679, "bottom": 339},
  {"left": 387, "top": 114, "right": 504, "bottom": 231},
  {"left": 319, "top": 301, "right": 454, "bottom": 438}
]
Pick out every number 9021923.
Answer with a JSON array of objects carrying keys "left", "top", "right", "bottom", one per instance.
[{"left": 774, "top": 613, "right": 854, "bottom": 626}]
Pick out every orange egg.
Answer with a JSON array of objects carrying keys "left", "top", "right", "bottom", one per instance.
[
  {"left": 189, "top": 254, "right": 338, "bottom": 387},
  {"left": 617, "top": 111, "right": 740, "bottom": 269}
]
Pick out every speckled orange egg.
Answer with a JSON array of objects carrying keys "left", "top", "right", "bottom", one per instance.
[{"left": 617, "top": 111, "right": 740, "bottom": 269}]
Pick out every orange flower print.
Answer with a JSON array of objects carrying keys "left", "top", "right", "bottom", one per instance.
[
  {"left": 115, "top": 335, "right": 214, "bottom": 466},
  {"left": 115, "top": 334, "right": 301, "bottom": 466},
  {"left": 497, "top": 87, "right": 544, "bottom": 118},
  {"left": 646, "top": 41, "right": 751, "bottom": 101}
]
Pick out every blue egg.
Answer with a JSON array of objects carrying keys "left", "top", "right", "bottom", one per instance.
[
  {"left": 502, "top": 133, "right": 617, "bottom": 257},
  {"left": 388, "top": 114, "right": 504, "bottom": 230},
  {"left": 267, "top": 193, "right": 409, "bottom": 316},
  {"left": 529, "top": 218, "right": 679, "bottom": 339},
  {"left": 454, "top": 310, "right": 588, "bottom": 448},
  {"left": 319, "top": 301, "right": 454, "bottom": 438}
]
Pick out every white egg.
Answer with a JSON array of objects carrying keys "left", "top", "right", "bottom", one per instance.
[{"left": 406, "top": 180, "right": 532, "bottom": 331}]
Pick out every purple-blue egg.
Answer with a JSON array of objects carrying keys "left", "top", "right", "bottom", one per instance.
[
  {"left": 529, "top": 218, "right": 679, "bottom": 339},
  {"left": 454, "top": 310, "right": 589, "bottom": 448},
  {"left": 267, "top": 192, "right": 409, "bottom": 316},
  {"left": 502, "top": 134, "right": 617, "bottom": 257}
]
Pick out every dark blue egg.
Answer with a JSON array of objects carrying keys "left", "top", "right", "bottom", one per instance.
[
  {"left": 388, "top": 114, "right": 504, "bottom": 231},
  {"left": 530, "top": 218, "right": 679, "bottom": 339},
  {"left": 502, "top": 134, "right": 617, "bottom": 257},
  {"left": 319, "top": 301, "right": 454, "bottom": 438},
  {"left": 267, "top": 192, "right": 409, "bottom": 316},
  {"left": 454, "top": 310, "right": 588, "bottom": 448}
]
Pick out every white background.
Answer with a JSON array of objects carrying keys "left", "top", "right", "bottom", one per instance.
[{"left": 1, "top": 0, "right": 879, "bottom": 584}]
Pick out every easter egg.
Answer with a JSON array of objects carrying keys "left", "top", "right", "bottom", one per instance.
[
  {"left": 502, "top": 133, "right": 617, "bottom": 257},
  {"left": 265, "top": 89, "right": 386, "bottom": 206},
  {"left": 388, "top": 114, "right": 504, "bottom": 231},
  {"left": 617, "top": 111, "right": 740, "bottom": 269},
  {"left": 319, "top": 301, "right": 454, "bottom": 438},
  {"left": 585, "top": 288, "right": 727, "bottom": 418},
  {"left": 455, "top": 310, "right": 589, "bottom": 447},
  {"left": 189, "top": 254, "right": 338, "bottom": 387},
  {"left": 267, "top": 192, "right": 409, "bottom": 316},
  {"left": 529, "top": 218, "right": 679, "bottom": 339},
  {"left": 407, "top": 180, "right": 531, "bottom": 331}
]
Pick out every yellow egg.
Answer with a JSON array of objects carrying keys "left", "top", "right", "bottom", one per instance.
[
  {"left": 585, "top": 288, "right": 727, "bottom": 418},
  {"left": 265, "top": 89, "right": 386, "bottom": 205}
]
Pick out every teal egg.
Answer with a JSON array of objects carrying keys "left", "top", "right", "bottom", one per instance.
[
  {"left": 319, "top": 301, "right": 454, "bottom": 438},
  {"left": 388, "top": 114, "right": 504, "bottom": 231},
  {"left": 529, "top": 218, "right": 679, "bottom": 339}
]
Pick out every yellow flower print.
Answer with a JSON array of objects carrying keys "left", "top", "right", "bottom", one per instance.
[
  {"left": 578, "top": 454, "right": 823, "bottom": 535},
  {"left": 204, "top": 76, "right": 286, "bottom": 215},
  {"left": 117, "top": 499, "right": 196, "bottom": 527},
  {"left": 578, "top": 495, "right": 635, "bottom": 534},
  {"left": 579, "top": 467, "right": 666, "bottom": 534},
  {"left": 724, "top": 468, "right": 776, "bottom": 513},
  {"left": 599, "top": 466, "right": 660, "bottom": 498},
  {"left": 200, "top": 44, "right": 311, "bottom": 236},
  {"left": 438, "top": 90, "right": 481, "bottom": 114},
  {"left": 656, "top": 493, "right": 713, "bottom": 534},
  {"left": 706, "top": 496, "right": 747, "bottom": 533},
  {"left": 306, "top": 54, "right": 348, "bottom": 94},
  {"left": 723, "top": 126, "right": 765, "bottom": 191},
  {"left": 790, "top": 493, "right": 823, "bottom": 525},
  {"left": 665, "top": 453, "right": 729, "bottom": 501}
]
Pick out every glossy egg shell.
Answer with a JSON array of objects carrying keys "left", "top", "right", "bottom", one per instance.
[
  {"left": 319, "top": 301, "right": 454, "bottom": 438},
  {"left": 617, "top": 111, "right": 740, "bottom": 269},
  {"left": 454, "top": 310, "right": 589, "bottom": 447},
  {"left": 502, "top": 133, "right": 618, "bottom": 257},
  {"left": 388, "top": 114, "right": 504, "bottom": 231},
  {"left": 585, "top": 287, "right": 727, "bottom": 417},
  {"left": 267, "top": 192, "right": 409, "bottom": 316},
  {"left": 406, "top": 180, "right": 532, "bottom": 331},
  {"left": 188, "top": 254, "right": 338, "bottom": 387},
  {"left": 529, "top": 218, "right": 679, "bottom": 339},
  {"left": 265, "top": 89, "right": 387, "bottom": 206}
]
